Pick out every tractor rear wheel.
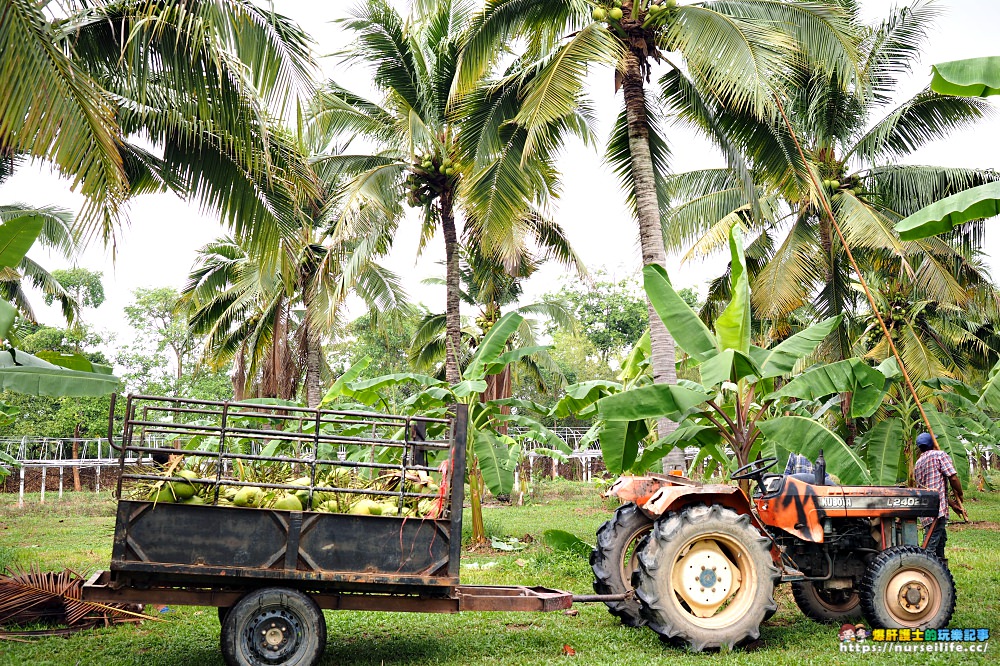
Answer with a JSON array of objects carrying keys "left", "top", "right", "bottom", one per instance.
[
  {"left": 590, "top": 503, "right": 653, "bottom": 627},
  {"left": 792, "top": 581, "right": 862, "bottom": 623},
  {"left": 860, "top": 546, "right": 955, "bottom": 629},
  {"left": 635, "top": 505, "right": 778, "bottom": 651}
]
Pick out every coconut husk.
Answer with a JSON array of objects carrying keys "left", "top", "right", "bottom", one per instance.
[{"left": 0, "top": 566, "right": 154, "bottom": 637}]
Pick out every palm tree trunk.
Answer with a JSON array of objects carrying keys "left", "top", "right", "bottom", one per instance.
[
  {"left": 622, "top": 50, "right": 682, "bottom": 472},
  {"left": 440, "top": 189, "right": 462, "bottom": 386},
  {"left": 303, "top": 316, "right": 323, "bottom": 408}
]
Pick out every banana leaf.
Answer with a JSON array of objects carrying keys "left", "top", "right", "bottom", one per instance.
[
  {"left": 699, "top": 348, "right": 761, "bottom": 389},
  {"left": 0, "top": 301, "right": 15, "bottom": 340},
  {"left": 345, "top": 372, "right": 447, "bottom": 405},
  {"left": 321, "top": 356, "right": 372, "bottom": 405},
  {"left": 599, "top": 418, "right": 648, "bottom": 474},
  {"left": 0, "top": 349, "right": 119, "bottom": 397},
  {"left": 0, "top": 216, "right": 44, "bottom": 269},
  {"left": 751, "top": 315, "right": 842, "bottom": 379},
  {"left": 767, "top": 358, "right": 888, "bottom": 418},
  {"left": 976, "top": 358, "right": 1000, "bottom": 413},
  {"left": 860, "top": 418, "right": 904, "bottom": 485},
  {"left": 714, "top": 227, "right": 751, "bottom": 354},
  {"left": 550, "top": 380, "right": 622, "bottom": 419},
  {"left": 597, "top": 383, "right": 713, "bottom": 422},
  {"left": 757, "top": 416, "right": 871, "bottom": 485},
  {"left": 896, "top": 181, "right": 1000, "bottom": 241},
  {"left": 643, "top": 264, "right": 718, "bottom": 361},
  {"left": 472, "top": 429, "right": 518, "bottom": 495},
  {"left": 930, "top": 56, "right": 1000, "bottom": 97},
  {"left": 465, "top": 312, "right": 523, "bottom": 381},
  {"left": 634, "top": 423, "right": 721, "bottom": 472},
  {"left": 33, "top": 351, "right": 113, "bottom": 374}
]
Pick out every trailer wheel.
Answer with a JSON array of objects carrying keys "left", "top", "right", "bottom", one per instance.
[
  {"left": 590, "top": 503, "right": 653, "bottom": 627},
  {"left": 635, "top": 505, "right": 778, "bottom": 651},
  {"left": 220, "top": 587, "right": 326, "bottom": 666},
  {"left": 860, "top": 546, "right": 955, "bottom": 629},
  {"left": 792, "top": 581, "right": 861, "bottom": 623}
]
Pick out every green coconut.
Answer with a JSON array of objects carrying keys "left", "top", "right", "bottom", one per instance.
[
  {"left": 273, "top": 494, "right": 303, "bottom": 511},
  {"left": 233, "top": 486, "right": 261, "bottom": 507},
  {"left": 609, "top": 7, "right": 623, "bottom": 21},
  {"left": 592, "top": 7, "right": 607, "bottom": 21},
  {"left": 150, "top": 485, "right": 175, "bottom": 503}
]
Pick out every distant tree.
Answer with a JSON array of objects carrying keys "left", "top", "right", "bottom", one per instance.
[
  {"left": 549, "top": 276, "right": 648, "bottom": 364},
  {"left": 46, "top": 268, "right": 104, "bottom": 311},
  {"left": 123, "top": 287, "right": 195, "bottom": 383}
]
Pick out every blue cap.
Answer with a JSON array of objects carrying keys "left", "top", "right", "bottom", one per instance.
[{"left": 916, "top": 432, "right": 934, "bottom": 450}]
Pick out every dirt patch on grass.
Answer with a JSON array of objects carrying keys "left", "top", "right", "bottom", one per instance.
[{"left": 951, "top": 520, "right": 999, "bottom": 531}]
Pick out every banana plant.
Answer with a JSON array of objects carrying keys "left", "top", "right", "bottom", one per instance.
[
  {"left": 323, "top": 311, "right": 569, "bottom": 544},
  {"left": 0, "top": 216, "right": 120, "bottom": 397},
  {"left": 896, "top": 56, "right": 1000, "bottom": 241},
  {"left": 593, "top": 227, "right": 897, "bottom": 484}
]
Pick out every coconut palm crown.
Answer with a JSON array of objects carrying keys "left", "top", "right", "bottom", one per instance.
[
  {"left": 661, "top": 0, "right": 999, "bottom": 380},
  {"left": 309, "top": 0, "right": 586, "bottom": 386},
  {"left": 456, "top": 0, "right": 860, "bottom": 467}
]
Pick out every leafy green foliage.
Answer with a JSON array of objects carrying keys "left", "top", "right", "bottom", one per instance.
[
  {"left": 563, "top": 227, "right": 896, "bottom": 482},
  {"left": 546, "top": 276, "right": 648, "bottom": 363}
]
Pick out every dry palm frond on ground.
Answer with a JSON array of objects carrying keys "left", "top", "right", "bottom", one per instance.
[{"left": 0, "top": 566, "right": 153, "bottom": 640}]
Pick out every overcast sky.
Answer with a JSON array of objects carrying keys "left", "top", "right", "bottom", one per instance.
[{"left": 1, "top": 0, "right": 997, "bottom": 360}]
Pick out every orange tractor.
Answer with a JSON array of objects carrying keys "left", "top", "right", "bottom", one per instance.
[{"left": 590, "top": 455, "right": 955, "bottom": 651}]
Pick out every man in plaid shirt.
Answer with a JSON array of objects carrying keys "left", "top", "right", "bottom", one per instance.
[{"left": 913, "top": 432, "right": 964, "bottom": 560}]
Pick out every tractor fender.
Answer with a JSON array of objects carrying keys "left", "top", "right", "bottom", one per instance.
[
  {"left": 640, "top": 483, "right": 753, "bottom": 519},
  {"left": 609, "top": 477, "right": 780, "bottom": 564}
]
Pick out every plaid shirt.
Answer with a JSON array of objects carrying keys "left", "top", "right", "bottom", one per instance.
[
  {"left": 914, "top": 449, "right": 957, "bottom": 523},
  {"left": 784, "top": 453, "right": 814, "bottom": 475}
]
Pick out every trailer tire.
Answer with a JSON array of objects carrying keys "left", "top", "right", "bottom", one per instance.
[
  {"left": 860, "top": 546, "right": 955, "bottom": 629},
  {"left": 792, "top": 581, "right": 862, "bottom": 623},
  {"left": 221, "top": 587, "right": 326, "bottom": 666},
  {"left": 590, "top": 503, "right": 653, "bottom": 627},
  {"left": 635, "top": 505, "right": 778, "bottom": 651}
]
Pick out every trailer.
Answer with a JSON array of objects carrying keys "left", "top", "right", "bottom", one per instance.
[{"left": 83, "top": 395, "right": 607, "bottom": 665}]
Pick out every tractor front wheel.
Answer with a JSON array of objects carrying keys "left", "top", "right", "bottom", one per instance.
[
  {"left": 792, "top": 581, "right": 862, "bottom": 623},
  {"left": 590, "top": 503, "right": 653, "bottom": 627},
  {"left": 860, "top": 546, "right": 955, "bottom": 629},
  {"left": 635, "top": 505, "right": 778, "bottom": 651}
]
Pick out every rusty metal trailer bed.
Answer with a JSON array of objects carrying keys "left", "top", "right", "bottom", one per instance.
[{"left": 83, "top": 395, "right": 615, "bottom": 665}]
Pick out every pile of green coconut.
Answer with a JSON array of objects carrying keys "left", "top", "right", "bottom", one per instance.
[{"left": 129, "top": 464, "right": 445, "bottom": 519}]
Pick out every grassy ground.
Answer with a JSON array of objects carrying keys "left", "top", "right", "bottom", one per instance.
[{"left": 1, "top": 479, "right": 997, "bottom": 665}]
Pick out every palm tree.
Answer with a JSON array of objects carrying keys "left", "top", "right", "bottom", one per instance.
[
  {"left": 309, "top": 0, "right": 586, "bottom": 386},
  {"left": 664, "top": 1, "right": 999, "bottom": 373},
  {"left": 409, "top": 244, "right": 577, "bottom": 402},
  {"left": 458, "top": 0, "right": 859, "bottom": 467},
  {"left": 1, "top": 0, "right": 317, "bottom": 253},
  {"left": 181, "top": 221, "right": 407, "bottom": 405}
]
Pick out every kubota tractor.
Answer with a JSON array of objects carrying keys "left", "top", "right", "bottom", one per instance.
[{"left": 590, "top": 455, "right": 955, "bottom": 651}]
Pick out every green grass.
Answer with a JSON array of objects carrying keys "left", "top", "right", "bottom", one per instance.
[{"left": 1, "top": 482, "right": 997, "bottom": 665}]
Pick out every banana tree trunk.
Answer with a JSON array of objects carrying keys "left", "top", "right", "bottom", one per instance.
[
  {"left": 440, "top": 190, "right": 462, "bottom": 386},
  {"left": 622, "top": 49, "right": 682, "bottom": 472},
  {"left": 468, "top": 461, "right": 487, "bottom": 545}
]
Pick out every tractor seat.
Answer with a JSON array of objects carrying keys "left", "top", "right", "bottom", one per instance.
[{"left": 789, "top": 472, "right": 836, "bottom": 485}]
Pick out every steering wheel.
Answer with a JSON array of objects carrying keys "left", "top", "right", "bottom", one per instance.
[{"left": 731, "top": 456, "right": 779, "bottom": 482}]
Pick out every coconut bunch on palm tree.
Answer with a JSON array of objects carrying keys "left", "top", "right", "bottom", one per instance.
[{"left": 662, "top": 0, "right": 999, "bottom": 379}]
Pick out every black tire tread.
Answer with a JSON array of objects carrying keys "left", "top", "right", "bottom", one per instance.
[
  {"left": 220, "top": 587, "right": 326, "bottom": 666},
  {"left": 791, "top": 581, "right": 862, "bottom": 623},
  {"left": 590, "top": 503, "right": 653, "bottom": 627},
  {"left": 859, "top": 545, "right": 955, "bottom": 630},
  {"left": 635, "top": 505, "right": 779, "bottom": 652}
]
